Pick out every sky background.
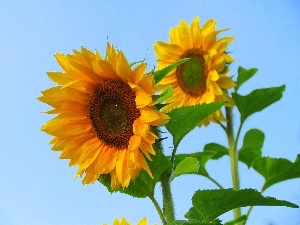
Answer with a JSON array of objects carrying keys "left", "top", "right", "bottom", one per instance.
[{"left": 1, "top": 1, "right": 300, "bottom": 225}]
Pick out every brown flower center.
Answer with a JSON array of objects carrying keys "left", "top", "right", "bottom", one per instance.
[
  {"left": 176, "top": 49, "right": 208, "bottom": 97},
  {"left": 88, "top": 80, "right": 140, "bottom": 149}
]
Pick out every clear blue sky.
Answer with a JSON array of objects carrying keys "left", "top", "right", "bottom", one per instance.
[{"left": 1, "top": 1, "right": 300, "bottom": 225}]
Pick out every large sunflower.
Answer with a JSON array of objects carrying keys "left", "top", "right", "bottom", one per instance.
[
  {"left": 154, "top": 16, "right": 235, "bottom": 126},
  {"left": 39, "top": 43, "right": 169, "bottom": 189}
]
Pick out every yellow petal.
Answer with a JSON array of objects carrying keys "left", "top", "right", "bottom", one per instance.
[
  {"left": 115, "top": 150, "right": 131, "bottom": 187},
  {"left": 140, "top": 108, "right": 170, "bottom": 126},
  {"left": 191, "top": 16, "right": 202, "bottom": 48},
  {"left": 116, "top": 51, "right": 134, "bottom": 83},
  {"left": 137, "top": 217, "right": 148, "bottom": 225},
  {"left": 140, "top": 140, "right": 156, "bottom": 159},
  {"left": 46, "top": 72, "right": 71, "bottom": 85},
  {"left": 217, "top": 76, "right": 236, "bottom": 89},
  {"left": 213, "top": 37, "right": 234, "bottom": 53},
  {"left": 94, "top": 146, "right": 118, "bottom": 174},
  {"left": 136, "top": 90, "right": 152, "bottom": 108},
  {"left": 153, "top": 41, "right": 183, "bottom": 60},
  {"left": 208, "top": 69, "right": 219, "bottom": 81},
  {"left": 133, "top": 63, "right": 147, "bottom": 84},
  {"left": 92, "top": 59, "right": 118, "bottom": 79},
  {"left": 138, "top": 74, "right": 156, "bottom": 95},
  {"left": 133, "top": 119, "right": 149, "bottom": 138}
]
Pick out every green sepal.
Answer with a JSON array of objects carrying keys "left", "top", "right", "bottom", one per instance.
[
  {"left": 154, "top": 58, "right": 190, "bottom": 84},
  {"left": 238, "top": 129, "right": 264, "bottom": 168},
  {"left": 165, "top": 101, "right": 225, "bottom": 149},
  {"left": 234, "top": 67, "right": 258, "bottom": 92},
  {"left": 252, "top": 154, "right": 300, "bottom": 192},
  {"left": 232, "top": 85, "right": 285, "bottom": 123},
  {"left": 191, "top": 188, "right": 298, "bottom": 223}
]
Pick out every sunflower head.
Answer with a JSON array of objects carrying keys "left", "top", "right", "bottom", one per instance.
[
  {"left": 39, "top": 43, "right": 169, "bottom": 190},
  {"left": 154, "top": 16, "right": 235, "bottom": 126}
]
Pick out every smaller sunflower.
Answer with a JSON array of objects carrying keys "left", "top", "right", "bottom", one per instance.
[
  {"left": 39, "top": 43, "right": 169, "bottom": 189},
  {"left": 103, "top": 217, "right": 152, "bottom": 225},
  {"left": 154, "top": 16, "right": 235, "bottom": 126}
]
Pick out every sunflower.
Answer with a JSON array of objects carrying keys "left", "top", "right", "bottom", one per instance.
[
  {"left": 39, "top": 43, "right": 169, "bottom": 190},
  {"left": 103, "top": 217, "right": 151, "bottom": 225},
  {"left": 154, "top": 16, "right": 235, "bottom": 126}
]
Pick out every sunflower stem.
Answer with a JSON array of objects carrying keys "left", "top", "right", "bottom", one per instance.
[
  {"left": 207, "top": 175, "right": 224, "bottom": 189},
  {"left": 225, "top": 106, "right": 241, "bottom": 220},
  {"left": 149, "top": 195, "right": 167, "bottom": 225},
  {"left": 161, "top": 172, "right": 175, "bottom": 224}
]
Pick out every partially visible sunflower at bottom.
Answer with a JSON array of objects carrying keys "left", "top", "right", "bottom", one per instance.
[
  {"left": 39, "top": 43, "right": 169, "bottom": 190},
  {"left": 103, "top": 217, "right": 153, "bottom": 225},
  {"left": 154, "top": 16, "right": 235, "bottom": 126}
]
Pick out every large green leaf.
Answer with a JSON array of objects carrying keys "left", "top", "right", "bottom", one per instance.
[
  {"left": 204, "top": 143, "right": 228, "bottom": 159},
  {"left": 234, "top": 67, "right": 258, "bottom": 92},
  {"left": 238, "top": 129, "right": 264, "bottom": 167},
  {"left": 154, "top": 58, "right": 190, "bottom": 84},
  {"left": 172, "top": 151, "right": 217, "bottom": 179},
  {"left": 98, "top": 150, "right": 171, "bottom": 198},
  {"left": 192, "top": 188, "right": 298, "bottom": 223},
  {"left": 232, "top": 85, "right": 285, "bottom": 123},
  {"left": 252, "top": 155, "right": 300, "bottom": 191},
  {"left": 165, "top": 101, "right": 225, "bottom": 149}
]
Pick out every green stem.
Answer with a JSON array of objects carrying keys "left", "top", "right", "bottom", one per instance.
[
  {"left": 226, "top": 106, "right": 241, "bottom": 219},
  {"left": 161, "top": 172, "right": 175, "bottom": 224},
  {"left": 241, "top": 206, "right": 253, "bottom": 225},
  {"left": 242, "top": 187, "right": 264, "bottom": 225},
  {"left": 207, "top": 176, "right": 224, "bottom": 189},
  {"left": 149, "top": 196, "right": 167, "bottom": 225},
  {"left": 170, "top": 146, "right": 178, "bottom": 171},
  {"left": 154, "top": 127, "right": 175, "bottom": 224},
  {"left": 216, "top": 120, "right": 227, "bottom": 132}
]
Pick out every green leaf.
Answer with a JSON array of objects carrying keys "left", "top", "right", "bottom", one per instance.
[
  {"left": 172, "top": 220, "right": 202, "bottom": 225},
  {"left": 154, "top": 58, "right": 190, "bottom": 84},
  {"left": 204, "top": 143, "right": 228, "bottom": 159},
  {"left": 174, "top": 217, "right": 223, "bottom": 225},
  {"left": 165, "top": 101, "right": 225, "bottom": 149},
  {"left": 184, "top": 208, "right": 225, "bottom": 225},
  {"left": 173, "top": 220, "right": 223, "bottom": 225},
  {"left": 239, "top": 129, "right": 264, "bottom": 167},
  {"left": 232, "top": 85, "right": 285, "bottom": 123},
  {"left": 153, "top": 85, "right": 174, "bottom": 104},
  {"left": 192, "top": 188, "right": 298, "bottom": 223},
  {"left": 234, "top": 67, "right": 258, "bottom": 92},
  {"left": 173, "top": 151, "right": 217, "bottom": 178},
  {"left": 252, "top": 155, "right": 300, "bottom": 192},
  {"left": 98, "top": 150, "right": 171, "bottom": 198},
  {"left": 185, "top": 207, "right": 204, "bottom": 221},
  {"left": 173, "top": 157, "right": 199, "bottom": 179}
]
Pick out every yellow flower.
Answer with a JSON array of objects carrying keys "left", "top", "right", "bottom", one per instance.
[
  {"left": 39, "top": 43, "right": 169, "bottom": 189},
  {"left": 103, "top": 217, "right": 151, "bottom": 225},
  {"left": 154, "top": 16, "right": 235, "bottom": 126}
]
